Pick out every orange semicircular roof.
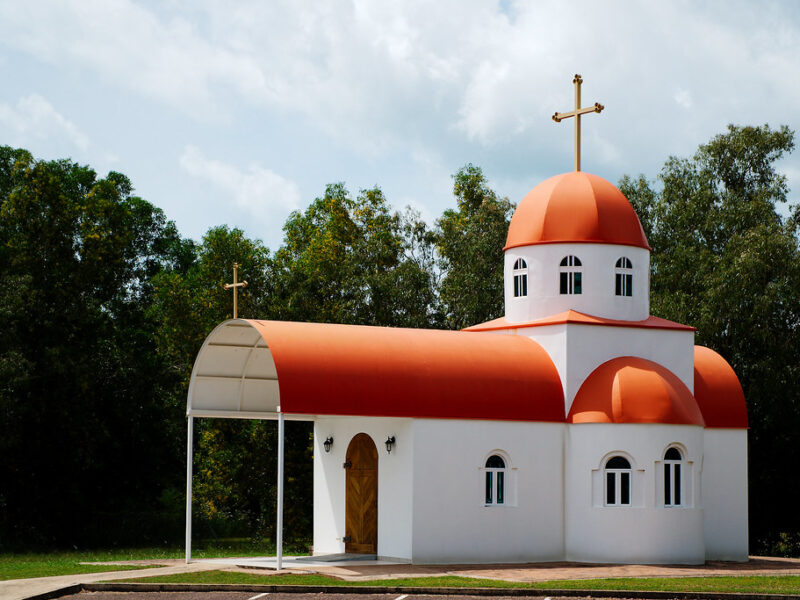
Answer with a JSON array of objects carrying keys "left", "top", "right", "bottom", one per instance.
[
  {"left": 505, "top": 171, "right": 651, "bottom": 251},
  {"left": 568, "top": 356, "right": 704, "bottom": 425},
  {"left": 248, "top": 320, "right": 565, "bottom": 422},
  {"left": 693, "top": 346, "right": 748, "bottom": 428}
]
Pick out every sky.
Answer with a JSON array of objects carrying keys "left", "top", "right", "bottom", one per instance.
[{"left": 1, "top": 0, "right": 799, "bottom": 250}]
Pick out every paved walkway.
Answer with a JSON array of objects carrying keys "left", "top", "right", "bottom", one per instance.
[
  {"left": 4, "top": 556, "right": 800, "bottom": 600},
  {"left": 0, "top": 561, "right": 217, "bottom": 600}
]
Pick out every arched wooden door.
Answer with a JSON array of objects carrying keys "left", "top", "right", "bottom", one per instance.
[{"left": 344, "top": 433, "right": 378, "bottom": 554}]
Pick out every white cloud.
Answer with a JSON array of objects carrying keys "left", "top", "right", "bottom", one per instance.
[
  {"left": 674, "top": 90, "right": 693, "bottom": 110},
  {"left": 2, "top": 0, "right": 799, "bottom": 215},
  {"left": 0, "top": 94, "right": 89, "bottom": 151},
  {"left": 179, "top": 145, "right": 300, "bottom": 224}
]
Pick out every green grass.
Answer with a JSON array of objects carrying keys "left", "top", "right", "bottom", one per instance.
[
  {"left": 0, "top": 554, "right": 152, "bottom": 581},
  {"left": 0, "top": 539, "right": 306, "bottom": 581},
  {"left": 111, "top": 570, "right": 800, "bottom": 594}
]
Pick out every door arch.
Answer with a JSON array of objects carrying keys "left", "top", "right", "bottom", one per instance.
[{"left": 345, "top": 433, "right": 378, "bottom": 554}]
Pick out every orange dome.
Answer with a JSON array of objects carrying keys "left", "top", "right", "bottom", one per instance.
[
  {"left": 693, "top": 346, "right": 748, "bottom": 428},
  {"left": 505, "top": 172, "right": 651, "bottom": 251},
  {"left": 568, "top": 356, "right": 704, "bottom": 426}
]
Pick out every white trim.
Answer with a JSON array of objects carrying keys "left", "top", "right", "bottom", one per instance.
[
  {"left": 276, "top": 412, "right": 285, "bottom": 570},
  {"left": 185, "top": 416, "right": 193, "bottom": 563}
]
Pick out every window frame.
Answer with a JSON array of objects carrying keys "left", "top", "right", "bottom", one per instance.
[
  {"left": 615, "top": 257, "right": 633, "bottom": 297},
  {"left": 484, "top": 454, "right": 506, "bottom": 506},
  {"left": 663, "top": 446, "right": 684, "bottom": 507},
  {"left": 512, "top": 258, "right": 528, "bottom": 298},
  {"left": 604, "top": 455, "right": 632, "bottom": 507},
  {"left": 559, "top": 255, "right": 583, "bottom": 295}
]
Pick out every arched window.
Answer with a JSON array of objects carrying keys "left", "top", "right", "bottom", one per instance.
[
  {"left": 559, "top": 255, "right": 582, "bottom": 295},
  {"left": 615, "top": 257, "right": 633, "bottom": 297},
  {"left": 605, "top": 456, "right": 631, "bottom": 506},
  {"left": 664, "top": 447, "right": 683, "bottom": 507},
  {"left": 484, "top": 455, "right": 506, "bottom": 505},
  {"left": 513, "top": 258, "right": 528, "bottom": 298}
]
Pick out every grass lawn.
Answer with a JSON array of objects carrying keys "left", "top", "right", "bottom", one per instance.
[
  {"left": 0, "top": 539, "right": 305, "bottom": 581},
  {"left": 111, "top": 570, "right": 800, "bottom": 594},
  {"left": 0, "top": 554, "right": 152, "bottom": 581}
]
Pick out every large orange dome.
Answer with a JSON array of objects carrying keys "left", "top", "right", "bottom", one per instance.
[
  {"left": 505, "top": 171, "right": 651, "bottom": 251},
  {"left": 568, "top": 356, "right": 705, "bottom": 426}
]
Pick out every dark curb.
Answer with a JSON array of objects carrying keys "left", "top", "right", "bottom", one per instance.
[
  {"left": 21, "top": 583, "right": 83, "bottom": 600},
  {"left": 55, "top": 582, "right": 800, "bottom": 600}
]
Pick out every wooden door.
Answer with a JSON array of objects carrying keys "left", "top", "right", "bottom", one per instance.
[{"left": 345, "top": 433, "right": 378, "bottom": 553}]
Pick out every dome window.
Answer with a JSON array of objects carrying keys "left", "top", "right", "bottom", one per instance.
[
  {"left": 559, "top": 255, "right": 582, "bottom": 295},
  {"left": 513, "top": 258, "right": 528, "bottom": 297},
  {"left": 615, "top": 257, "right": 633, "bottom": 297}
]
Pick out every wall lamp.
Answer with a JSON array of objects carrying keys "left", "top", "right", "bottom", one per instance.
[
  {"left": 385, "top": 436, "right": 396, "bottom": 453},
  {"left": 323, "top": 436, "right": 334, "bottom": 453}
]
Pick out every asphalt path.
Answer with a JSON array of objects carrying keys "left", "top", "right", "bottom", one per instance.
[{"left": 58, "top": 593, "right": 570, "bottom": 600}]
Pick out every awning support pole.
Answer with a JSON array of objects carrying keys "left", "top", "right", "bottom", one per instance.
[
  {"left": 276, "top": 411, "right": 285, "bottom": 570},
  {"left": 185, "top": 415, "right": 194, "bottom": 563}
]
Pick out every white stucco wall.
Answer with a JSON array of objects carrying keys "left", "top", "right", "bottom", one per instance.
[
  {"left": 519, "top": 324, "right": 694, "bottom": 415},
  {"left": 702, "top": 428, "right": 749, "bottom": 560},
  {"left": 504, "top": 243, "right": 650, "bottom": 322},
  {"left": 565, "top": 423, "right": 705, "bottom": 564},
  {"left": 410, "top": 419, "right": 564, "bottom": 564},
  {"left": 313, "top": 417, "right": 413, "bottom": 560}
]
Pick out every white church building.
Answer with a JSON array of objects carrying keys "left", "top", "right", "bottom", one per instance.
[{"left": 186, "top": 170, "right": 749, "bottom": 565}]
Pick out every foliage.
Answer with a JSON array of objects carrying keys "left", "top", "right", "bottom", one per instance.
[
  {"left": 0, "top": 147, "right": 189, "bottom": 547},
  {"left": 437, "top": 164, "right": 514, "bottom": 329},
  {"left": 273, "top": 183, "right": 438, "bottom": 327},
  {"left": 619, "top": 124, "right": 799, "bottom": 549}
]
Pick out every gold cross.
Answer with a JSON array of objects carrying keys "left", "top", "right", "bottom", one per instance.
[
  {"left": 552, "top": 74, "right": 604, "bottom": 172},
  {"left": 223, "top": 262, "right": 248, "bottom": 319}
]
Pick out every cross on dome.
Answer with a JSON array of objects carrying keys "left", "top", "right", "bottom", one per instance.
[{"left": 552, "top": 74, "right": 604, "bottom": 172}]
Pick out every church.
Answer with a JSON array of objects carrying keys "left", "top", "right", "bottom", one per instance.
[{"left": 184, "top": 78, "right": 748, "bottom": 566}]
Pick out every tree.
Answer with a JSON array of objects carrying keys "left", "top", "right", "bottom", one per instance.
[
  {"left": 436, "top": 164, "right": 514, "bottom": 329},
  {"left": 619, "top": 124, "right": 800, "bottom": 552},
  {"left": 0, "top": 147, "right": 188, "bottom": 546},
  {"left": 273, "top": 183, "right": 438, "bottom": 328}
]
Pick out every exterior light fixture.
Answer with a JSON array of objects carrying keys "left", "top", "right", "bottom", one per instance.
[
  {"left": 323, "top": 436, "right": 334, "bottom": 453},
  {"left": 385, "top": 436, "right": 396, "bottom": 453}
]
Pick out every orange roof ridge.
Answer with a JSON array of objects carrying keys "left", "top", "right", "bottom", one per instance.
[{"left": 463, "top": 310, "right": 695, "bottom": 332}]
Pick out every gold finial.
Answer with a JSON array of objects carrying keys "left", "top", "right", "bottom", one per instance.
[
  {"left": 223, "top": 262, "right": 248, "bottom": 319},
  {"left": 552, "top": 73, "right": 604, "bottom": 171}
]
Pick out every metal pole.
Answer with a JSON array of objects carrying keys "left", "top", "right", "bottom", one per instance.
[
  {"left": 276, "top": 412, "right": 285, "bottom": 570},
  {"left": 185, "top": 415, "right": 194, "bottom": 563},
  {"left": 574, "top": 75, "right": 581, "bottom": 172}
]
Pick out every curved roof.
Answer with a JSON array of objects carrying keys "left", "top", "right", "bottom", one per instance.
[
  {"left": 568, "top": 356, "right": 705, "bottom": 425},
  {"left": 188, "top": 319, "right": 565, "bottom": 422},
  {"left": 693, "top": 346, "right": 748, "bottom": 428},
  {"left": 505, "top": 171, "right": 651, "bottom": 251}
]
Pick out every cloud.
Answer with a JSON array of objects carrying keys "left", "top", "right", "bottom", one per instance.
[
  {"left": 674, "top": 90, "right": 693, "bottom": 110},
  {"left": 2, "top": 0, "right": 799, "bottom": 198},
  {"left": 0, "top": 94, "right": 89, "bottom": 151},
  {"left": 179, "top": 145, "right": 300, "bottom": 224}
]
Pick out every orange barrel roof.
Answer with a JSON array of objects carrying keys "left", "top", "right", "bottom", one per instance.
[
  {"left": 248, "top": 320, "right": 565, "bottom": 422},
  {"left": 505, "top": 171, "right": 651, "bottom": 251},
  {"left": 568, "top": 356, "right": 705, "bottom": 425},
  {"left": 693, "top": 346, "right": 748, "bottom": 428}
]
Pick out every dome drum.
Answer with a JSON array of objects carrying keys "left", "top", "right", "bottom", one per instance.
[{"left": 505, "top": 243, "right": 650, "bottom": 322}]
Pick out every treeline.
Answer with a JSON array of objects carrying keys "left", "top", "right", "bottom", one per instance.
[{"left": 1, "top": 125, "right": 799, "bottom": 554}]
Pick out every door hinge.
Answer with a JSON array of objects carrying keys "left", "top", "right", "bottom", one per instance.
[
  {"left": 343, "top": 461, "right": 352, "bottom": 468},
  {"left": 342, "top": 536, "right": 352, "bottom": 543}
]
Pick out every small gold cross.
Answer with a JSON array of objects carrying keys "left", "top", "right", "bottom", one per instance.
[
  {"left": 223, "top": 262, "right": 248, "bottom": 319},
  {"left": 552, "top": 74, "right": 604, "bottom": 172}
]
